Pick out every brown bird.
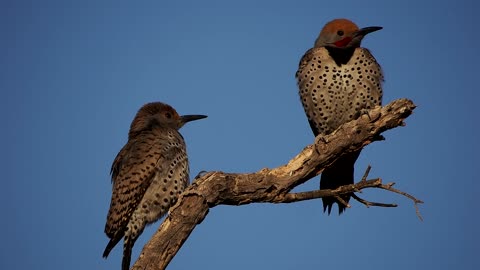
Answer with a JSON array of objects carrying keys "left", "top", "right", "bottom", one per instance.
[
  {"left": 296, "top": 18, "right": 383, "bottom": 214},
  {"left": 103, "top": 102, "right": 207, "bottom": 270}
]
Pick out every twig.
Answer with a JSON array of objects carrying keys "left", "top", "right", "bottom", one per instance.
[
  {"left": 361, "top": 165, "right": 372, "bottom": 182},
  {"left": 375, "top": 182, "right": 424, "bottom": 221},
  {"left": 351, "top": 194, "right": 397, "bottom": 208}
]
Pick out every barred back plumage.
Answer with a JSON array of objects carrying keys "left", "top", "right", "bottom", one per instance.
[{"left": 103, "top": 102, "right": 206, "bottom": 270}]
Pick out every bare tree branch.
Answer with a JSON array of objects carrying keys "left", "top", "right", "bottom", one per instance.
[{"left": 132, "top": 98, "right": 421, "bottom": 270}]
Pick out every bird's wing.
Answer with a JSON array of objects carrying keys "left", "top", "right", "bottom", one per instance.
[
  {"left": 295, "top": 47, "right": 319, "bottom": 80},
  {"left": 105, "top": 132, "right": 170, "bottom": 238},
  {"left": 295, "top": 47, "right": 332, "bottom": 136},
  {"left": 356, "top": 48, "right": 384, "bottom": 106}
]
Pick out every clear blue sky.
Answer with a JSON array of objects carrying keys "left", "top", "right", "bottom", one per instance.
[{"left": 2, "top": 0, "right": 478, "bottom": 269}]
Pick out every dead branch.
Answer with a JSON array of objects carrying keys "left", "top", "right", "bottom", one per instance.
[{"left": 132, "top": 98, "right": 421, "bottom": 270}]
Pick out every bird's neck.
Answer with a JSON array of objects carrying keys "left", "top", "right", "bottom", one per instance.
[{"left": 325, "top": 46, "right": 356, "bottom": 66}]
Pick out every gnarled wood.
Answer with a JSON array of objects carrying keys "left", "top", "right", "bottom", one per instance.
[{"left": 132, "top": 98, "right": 419, "bottom": 270}]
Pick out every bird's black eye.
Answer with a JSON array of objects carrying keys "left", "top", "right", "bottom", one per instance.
[
  {"left": 165, "top": 112, "right": 172, "bottom": 119},
  {"left": 337, "top": 30, "right": 344, "bottom": 36}
]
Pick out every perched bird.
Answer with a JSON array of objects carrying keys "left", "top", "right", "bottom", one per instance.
[
  {"left": 296, "top": 18, "right": 383, "bottom": 214},
  {"left": 103, "top": 102, "right": 207, "bottom": 270}
]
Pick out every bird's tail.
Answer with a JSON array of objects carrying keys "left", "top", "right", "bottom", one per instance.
[
  {"left": 103, "top": 233, "right": 123, "bottom": 258},
  {"left": 320, "top": 151, "right": 360, "bottom": 215},
  {"left": 122, "top": 237, "right": 135, "bottom": 270}
]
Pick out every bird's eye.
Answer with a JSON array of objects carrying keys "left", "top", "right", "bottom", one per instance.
[
  {"left": 165, "top": 112, "right": 172, "bottom": 119},
  {"left": 337, "top": 30, "right": 344, "bottom": 36}
]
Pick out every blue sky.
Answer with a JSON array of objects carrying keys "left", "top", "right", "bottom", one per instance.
[{"left": 2, "top": 0, "right": 478, "bottom": 269}]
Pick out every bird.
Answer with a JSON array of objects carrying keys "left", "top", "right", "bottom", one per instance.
[
  {"left": 102, "top": 102, "right": 207, "bottom": 270},
  {"left": 296, "top": 18, "right": 383, "bottom": 214}
]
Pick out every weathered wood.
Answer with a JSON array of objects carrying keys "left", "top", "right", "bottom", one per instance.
[{"left": 132, "top": 98, "right": 419, "bottom": 270}]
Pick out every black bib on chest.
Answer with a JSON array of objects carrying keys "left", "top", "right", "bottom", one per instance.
[{"left": 326, "top": 47, "right": 355, "bottom": 66}]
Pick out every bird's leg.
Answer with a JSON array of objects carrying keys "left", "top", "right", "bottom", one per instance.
[{"left": 193, "top": 170, "right": 208, "bottom": 182}]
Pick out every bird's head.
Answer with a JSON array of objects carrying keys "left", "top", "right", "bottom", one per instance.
[
  {"left": 314, "top": 18, "right": 382, "bottom": 49},
  {"left": 128, "top": 102, "right": 207, "bottom": 138}
]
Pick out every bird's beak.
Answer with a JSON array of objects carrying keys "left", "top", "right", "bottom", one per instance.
[
  {"left": 354, "top": 26, "right": 383, "bottom": 37},
  {"left": 181, "top": 114, "right": 208, "bottom": 124}
]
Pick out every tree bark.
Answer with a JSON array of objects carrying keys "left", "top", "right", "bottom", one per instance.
[{"left": 132, "top": 98, "right": 419, "bottom": 270}]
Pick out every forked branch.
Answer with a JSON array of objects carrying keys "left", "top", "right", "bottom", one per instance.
[{"left": 132, "top": 98, "right": 420, "bottom": 270}]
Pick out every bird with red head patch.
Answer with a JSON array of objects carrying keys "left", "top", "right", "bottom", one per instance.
[
  {"left": 103, "top": 102, "right": 207, "bottom": 270},
  {"left": 296, "top": 18, "right": 384, "bottom": 214}
]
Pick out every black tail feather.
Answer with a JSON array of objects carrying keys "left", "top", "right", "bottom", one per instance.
[
  {"left": 103, "top": 233, "right": 123, "bottom": 258},
  {"left": 320, "top": 151, "right": 360, "bottom": 215},
  {"left": 122, "top": 239, "right": 133, "bottom": 270}
]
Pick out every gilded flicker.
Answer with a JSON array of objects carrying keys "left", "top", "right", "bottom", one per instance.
[
  {"left": 296, "top": 18, "right": 383, "bottom": 214},
  {"left": 103, "top": 102, "right": 207, "bottom": 270}
]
